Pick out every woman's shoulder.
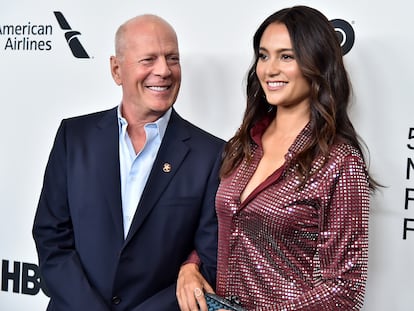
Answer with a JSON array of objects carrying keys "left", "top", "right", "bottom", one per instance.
[{"left": 327, "top": 141, "right": 366, "bottom": 167}]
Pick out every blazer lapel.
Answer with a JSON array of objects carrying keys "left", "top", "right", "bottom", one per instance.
[
  {"left": 95, "top": 107, "right": 124, "bottom": 240},
  {"left": 124, "top": 110, "right": 190, "bottom": 244}
]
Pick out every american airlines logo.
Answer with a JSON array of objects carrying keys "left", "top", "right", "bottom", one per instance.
[
  {"left": 53, "top": 11, "right": 89, "bottom": 58},
  {"left": 0, "top": 11, "right": 90, "bottom": 59}
]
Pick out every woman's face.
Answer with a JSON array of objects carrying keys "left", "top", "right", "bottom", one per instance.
[{"left": 256, "top": 22, "right": 311, "bottom": 111}]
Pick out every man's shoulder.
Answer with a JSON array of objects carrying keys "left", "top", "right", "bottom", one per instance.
[
  {"left": 63, "top": 107, "right": 116, "bottom": 124},
  {"left": 171, "top": 110, "right": 225, "bottom": 146},
  {"left": 182, "top": 120, "right": 225, "bottom": 145}
]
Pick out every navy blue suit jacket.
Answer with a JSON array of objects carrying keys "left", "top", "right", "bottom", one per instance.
[{"left": 33, "top": 107, "right": 224, "bottom": 311}]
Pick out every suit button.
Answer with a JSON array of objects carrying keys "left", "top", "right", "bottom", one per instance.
[{"left": 112, "top": 296, "right": 121, "bottom": 305}]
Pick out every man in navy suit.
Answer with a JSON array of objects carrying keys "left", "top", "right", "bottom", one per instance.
[{"left": 32, "top": 14, "right": 224, "bottom": 311}]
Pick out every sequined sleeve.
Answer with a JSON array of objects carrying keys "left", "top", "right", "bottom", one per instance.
[{"left": 271, "top": 151, "right": 370, "bottom": 311}]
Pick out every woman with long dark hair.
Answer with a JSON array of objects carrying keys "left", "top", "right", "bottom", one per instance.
[{"left": 177, "top": 6, "right": 378, "bottom": 310}]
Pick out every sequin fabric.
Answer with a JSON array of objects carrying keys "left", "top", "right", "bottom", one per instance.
[{"left": 215, "top": 123, "right": 370, "bottom": 310}]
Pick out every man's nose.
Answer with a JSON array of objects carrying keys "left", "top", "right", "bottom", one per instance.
[{"left": 153, "top": 57, "right": 171, "bottom": 76}]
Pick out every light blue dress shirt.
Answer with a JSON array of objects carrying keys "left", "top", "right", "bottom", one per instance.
[{"left": 117, "top": 106, "right": 172, "bottom": 238}]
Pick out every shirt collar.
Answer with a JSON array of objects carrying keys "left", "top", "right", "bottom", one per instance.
[
  {"left": 117, "top": 105, "right": 172, "bottom": 139},
  {"left": 250, "top": 115, "right": 272, "bottom": 147},
  {"left": 250, "top": 115, "right": 312, "bottom": 162}
]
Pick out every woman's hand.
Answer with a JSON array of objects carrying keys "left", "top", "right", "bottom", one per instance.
[{"left": 176, "top": 263, "right": 214, "bottom": 311}]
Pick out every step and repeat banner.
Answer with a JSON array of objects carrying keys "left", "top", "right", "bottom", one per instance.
[{"left": 1, "top": 0, "right": 413, "bottom": 310}]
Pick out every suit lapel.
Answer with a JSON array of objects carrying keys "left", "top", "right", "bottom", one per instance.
[
  {"left": 94, "top": 107, "right": 124, "bottom": 240},
  {"left": 124, "top": 110, "right": 190, "bottom": 244}
]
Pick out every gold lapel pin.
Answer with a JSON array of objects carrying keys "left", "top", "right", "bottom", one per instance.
[{"left": 162, "top": 162, "right": 172, "bottom": 173}]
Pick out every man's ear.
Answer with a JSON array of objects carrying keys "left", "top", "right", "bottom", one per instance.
[{"left": 110, "top": 56, "right": 122, "bottom": 85}]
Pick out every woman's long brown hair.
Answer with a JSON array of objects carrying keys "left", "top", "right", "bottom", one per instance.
[{"left": 220, "top": 5, "right": 379, "bottom": 191}]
